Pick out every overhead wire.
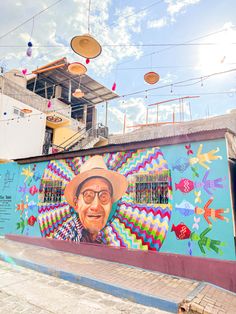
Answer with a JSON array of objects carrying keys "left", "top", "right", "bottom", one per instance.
[
  {"left": 0, "top": 0, "right": 65, "bottom": 41},
  {"left": 0, "top": 0, "right": 163, "bottom": 43},
  {"left": 117, "top": 25, "right": 236, "bottom": 66},
  {"left": 119, "top": 67, "right": 236, "bottom": 98},
  {"left": 107, "top": 0, "right": 164, "bottom": 28},
  {"left": 1, "top": 42, "right": 236, "bottom": 48},
  {"left": 2, "top": 67, "right": 236, "bottom": 102}
]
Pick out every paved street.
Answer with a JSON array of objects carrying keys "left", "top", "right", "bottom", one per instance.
[{"left": 0, "top": 260, "right": 170, "bottom": 314}]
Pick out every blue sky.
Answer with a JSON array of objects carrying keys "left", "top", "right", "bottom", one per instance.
[{"left": 1, "top": 0, "right": 236, "bottom": 133}]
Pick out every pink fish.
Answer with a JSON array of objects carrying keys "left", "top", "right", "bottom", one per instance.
[
  {"left": 175, "top": 178, "right": 194, "bottom": 193},
  {"left": 171, "top": 223, "right": 191, "bottom": 240},
  {"left": 29, "top": 185, "right": 38, "bottom": 195}
]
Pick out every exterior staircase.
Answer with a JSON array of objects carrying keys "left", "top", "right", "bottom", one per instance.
[{"left": 48, "top": 124, "right": 108, "bottom": 153}]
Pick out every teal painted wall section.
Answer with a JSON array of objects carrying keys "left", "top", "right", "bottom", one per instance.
[
  {"left": 0, "top": 137, "right": 235, "bottom": 261},
  {"left": 161, "top": 138, "right": 235, "bottom": 260},
  {"left": 0, "top": 162, "right": 20, "bottom": 236},
  {"left": 14, "top": 162, "right": 48, "bottom": 237}
]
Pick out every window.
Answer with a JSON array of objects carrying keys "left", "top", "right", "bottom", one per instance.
[
  {"left": 13, "top": 107, "right": 26, "bottom": 118},
  {"left": 13, "top": 107, "right": 20, "bottom": 115},
  {"left": 135, "top": 171, "right": 170, "bottom": 204},
  {"left": 40, "top": 179, "right": 63, "bottom": 203}
]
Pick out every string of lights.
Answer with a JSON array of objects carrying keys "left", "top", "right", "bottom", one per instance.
[
  {"left": 1, "top": 67, "right": 236, "bottom": 118},
  {"left": 119, "top": 67, "right": 236, "bottom": 98}
]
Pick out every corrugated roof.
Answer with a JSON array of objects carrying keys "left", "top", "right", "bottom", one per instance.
[
  {"left": 27, "top": 58, "right": 118, "bottom": 116},
  {"left": 109, "top": 112, "right": 236, "bottom": 145}
]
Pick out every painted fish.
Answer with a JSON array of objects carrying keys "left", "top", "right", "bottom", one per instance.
[
  {"left": 175, "top": 200, "right": 194, "bottom": 216},
  {"left": 171, "top": 223, "right": 191, "bottom": 240},
  {"left": 28, "top": 215, "right": 37, "bottom": 226},
  {"left": 172, "top": 157, "right": 190, "bottom": 173},
  {"left": 28, "top": 200, "right": 38, "bottom": 211},
  {"left": 29, "top": 185, "right": 38, "bottom": 196},
  {"left": 175, "top": 178, "right": 194, "bottom": 193}
]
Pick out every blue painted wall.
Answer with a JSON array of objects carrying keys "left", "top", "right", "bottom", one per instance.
[
  {"left": 161, "top": 138, "right": 235, "bottom": 260},
  {"left": 0, "top": 137, "right": 235, "bottom": 261}
]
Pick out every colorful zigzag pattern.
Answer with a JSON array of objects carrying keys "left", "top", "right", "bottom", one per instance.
[{"left": 37, "top": 147, "right": 172, "bottom": 251}]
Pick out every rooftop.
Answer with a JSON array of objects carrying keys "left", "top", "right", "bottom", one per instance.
[{"left": 27, "top": 57, "right": 118, "bottom": 119}]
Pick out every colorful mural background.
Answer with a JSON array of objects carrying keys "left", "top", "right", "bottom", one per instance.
[
  {"left": 0, "top": 138, "right": 235, "bottom": 260},
  {"left": 161, "top": 139, "right": 235, "bottom": 260}
]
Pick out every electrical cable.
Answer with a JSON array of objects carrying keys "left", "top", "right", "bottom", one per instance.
[
  {"left": 107, "top": 0, "right": 164, "bottom": 29},
  {"left": 119, "top": 67, "right": 236, "bottom": 98},
  {"left": 1, "top": 67, "right": 236, "bottom": 118},
  {"left": 117, "top": 25, "right": 236, "bottom": 66},
  {"left": 0, "top": 0, "right": 163, "bottom": 43},
  {"left": 0, "top": 0, "right": 65, "bottom": 41},
  {"left": 1, "top": 67, "right": 236, "bottom": 108},
  {"left": 1, "top": 42, "right": 236, "bottom": 48}
]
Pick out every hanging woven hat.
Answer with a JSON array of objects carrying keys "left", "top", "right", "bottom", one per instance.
[
  {"left": 70, "top": 34, "right": 102, "bottom": 59},
  {"left": 68, "top": 62, "right": 87, "bottom": 75},
  {"left": 144, "top": 71, "right": 160, "bottom": 84},
  {"left": 72, "top": 88, "right": 85, "bottom": 98}
]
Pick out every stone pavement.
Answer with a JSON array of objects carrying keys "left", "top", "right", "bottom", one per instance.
[
  {"left": 0, "top": 238, "right": 235, "bottom": 313},
  {"left": 0, "top": 260, "right": 169, "bottom": 314},
  {"left": 179, "top": 284, "right": 236, "bottom": 314}
]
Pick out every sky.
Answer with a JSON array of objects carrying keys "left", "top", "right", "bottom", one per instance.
[{"left": 1, "top": 0, "right": 236, "bottom": 134}]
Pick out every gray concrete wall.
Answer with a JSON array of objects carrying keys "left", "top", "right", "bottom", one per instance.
[{"left": 109, "top": 111, "right": 236, "bottom": 145}]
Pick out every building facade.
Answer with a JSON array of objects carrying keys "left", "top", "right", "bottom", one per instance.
[{"left": 0, "top": 128, "right": 235, "bottom": 261}]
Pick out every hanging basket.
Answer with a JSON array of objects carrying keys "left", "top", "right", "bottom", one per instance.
[
  {"left": 144, "top": 71, "right": 160, "bottom": 84},
  {"left": 72, "top": 88, "right": 85, "bottom": 98},
  {"left": 68, "top": 62, "right": 87, "bottom": 75},
  {"left": 70, "top": 34, "right": 102, "bottom": 59}
]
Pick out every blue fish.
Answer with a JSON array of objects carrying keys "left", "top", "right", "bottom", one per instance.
[
  {"left": 175, "top": 200, "right": 194, "bottom": 216},
  {"left": 172, "top": 157, "right": 190, "bottom": 173},
  {"left": 28, "top": 201, "right": 38, "bottom": 211}
]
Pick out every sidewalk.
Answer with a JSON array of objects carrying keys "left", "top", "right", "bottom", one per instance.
[
  {"left": 0, "top": 260, "right": 169, "bottom": 314},
  {"left": 0, "top": 238, "right": 235, "bottom": 313}
]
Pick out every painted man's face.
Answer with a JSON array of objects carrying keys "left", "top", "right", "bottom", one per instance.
[{"left": 75, "top": 178, "right": 112, "bottom": 237}]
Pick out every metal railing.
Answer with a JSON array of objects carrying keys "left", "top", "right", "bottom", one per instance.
[{"left": 42, "top": 123, "right": 108, "bottom": 154}]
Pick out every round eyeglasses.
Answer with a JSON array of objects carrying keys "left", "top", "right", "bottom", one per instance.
[{"left": 81, "top": 189, "right": 112, "bottom": 205}]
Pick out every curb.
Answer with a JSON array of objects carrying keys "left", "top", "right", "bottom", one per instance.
[
  {"left": 178, "top": 282, "right": 206, "bottom": 313},
  {"left": 0, "top": 254, "right": 179, "bottom": 313}
]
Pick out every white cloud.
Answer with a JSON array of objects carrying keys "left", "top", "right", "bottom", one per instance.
[
  {"left": 147, "top": 0, "right": 201, "bottom": 29},
  {"left": 147, "top": 17, "right": 168, "bottom": 29},
  {"left": 107, "top": 97, "right": 148, "bottom": 132},
  {"left": 148, "top": 101, "right": 191, "bottom": 122},
  {"left": 160, "top": 72, "right": 177, "bottom": 84},
  {"left": 165, "top": 0, "right": 201, "bottom": 16},
  {"left": 0, "top": 0, "right": 145, "bottom": 77}
]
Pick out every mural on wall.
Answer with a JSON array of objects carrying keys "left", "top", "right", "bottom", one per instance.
[
  {"left": 11, "top": 162, "right": 47, "bottom": 237},
  {"left": 160, "top": 139, "right": 234, "bottom": 260},
  {"left": 37, "top": 147, "right": 172, "bottom": 251},
  {"left": 0, "top": 138, "right": 235, "bottom": 260},
  {"left": 0, "top": 163, "right": 18, "bottom": 236},
  {"left": 16, "top": 164, "right": 40, "bottom": 234}
]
